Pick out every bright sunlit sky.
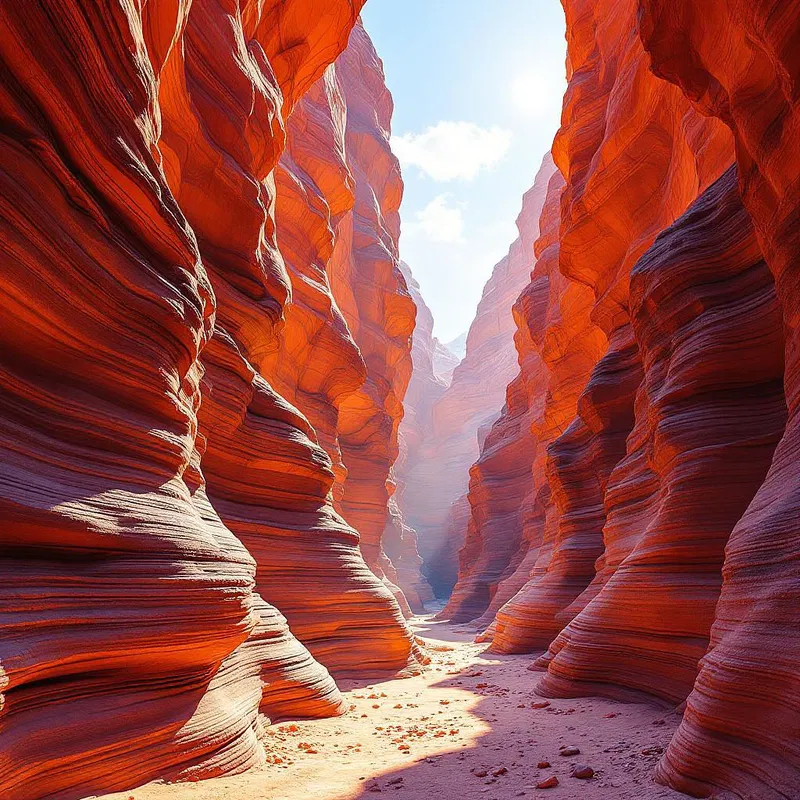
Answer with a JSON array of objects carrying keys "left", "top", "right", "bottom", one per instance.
[{"left": 361, "top": 0, "right": 567, "bottom": 343}]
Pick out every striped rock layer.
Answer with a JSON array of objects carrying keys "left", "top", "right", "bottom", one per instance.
[
  {"left": 442, "top": 0, "right": 800, "bottom": 797},
  {"left": 0, "top": 4, "right": 422, "bottom": 799}
]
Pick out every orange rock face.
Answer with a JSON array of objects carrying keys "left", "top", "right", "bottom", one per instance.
[
  {"left": 387, "top": 261, "right": 444, "bottom": 613},
  {"left": 443, "top": 0, "right": 799, "bottom": 797},
  {"left": 539, "top": 166, "right": 786, "bottom": 705},
  {"left": 635, "top": 3, "right": 800, "bottom": 797},
  {"left": 325, "top": 23, "right": 422, "bottom": 623},
  {"left": 486, "top": 0, "right": 733, "bottom": 656},
  {"left": 0, "top": 3, "right": 425, "bottom": 797}
]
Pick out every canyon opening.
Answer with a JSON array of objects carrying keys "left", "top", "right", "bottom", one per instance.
[{"left": 1, "top": 2, "right": 798, "bottom": 800}]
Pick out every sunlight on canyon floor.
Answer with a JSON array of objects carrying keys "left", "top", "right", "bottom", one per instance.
[{"left": 99, "top": 615, "right": 686, "bottom": 800}]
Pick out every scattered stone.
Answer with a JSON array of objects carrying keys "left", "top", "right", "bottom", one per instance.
[
  {"left": 492, "top": 767, "right": 508, "bottom": 777},
  {"left": 559, "top": 745, "right": 580, "bottom": 756},
  {"left": 536, "top": 776, "right": 559, "bottom": 789},
  {"left": 474, "top": 769, "right": 489, "bottom": 778},
  {"left": 530, "top": 701, "right": 550, "bottom": 709},
  {"left": 537, "top": 761, "right": 551, "bottom": 769},
  {"left": 387, "top": 777, "right": 403, "bottom": 785},
  {"left": 641, "top": 746, "right": 665, "bottom": 755},
  {"left": 571, "top": 764, "right": 595, "bottom": 779}
]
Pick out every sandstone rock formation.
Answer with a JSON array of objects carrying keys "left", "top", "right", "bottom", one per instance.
[
  {"left": 441, "top": 0, "right": 800, "bottom": 797},
  {"left": 635, "top": 3, "right": 800, "bottom": 797},
  {"left": 324, "top": 23, "right": 422, "bottom": 623},
  {"left": 539, "top": 166, "right": 786, "bottom": 706},
  {"left": 403, "top": 153, "right": 557, "bottom": 597},
  {"left": 483, "top": 0, "right": 733, "bottom": 655},
  {"left": 0, "top": 4, "right": 424, "bottom": 798},
  {"left": 386, "top": 261, "right": 448, "bottom": 612}
]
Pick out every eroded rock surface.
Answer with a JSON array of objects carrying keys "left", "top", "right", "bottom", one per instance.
[
  {"left": 440, "top": 0, "right": 799, "bottom": 797},
  {"left": 0, "top": 4, "right": 425, "bottom": 798}
]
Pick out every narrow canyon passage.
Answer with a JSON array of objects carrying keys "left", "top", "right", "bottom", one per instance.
[
  {"left": 99, "top": 615, "right": 685, "bottom": 800},
  {"left": 1, "top": 2, "right": 799, "bottom": 800}
]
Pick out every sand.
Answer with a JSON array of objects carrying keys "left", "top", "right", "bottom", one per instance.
[{"left": 97, "top": 614, "right": 688, "bottom": 800}]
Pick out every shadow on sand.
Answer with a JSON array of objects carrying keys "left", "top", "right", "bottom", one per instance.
[{"left": 348, "top": 616, "right": 684, "bottom": 800}]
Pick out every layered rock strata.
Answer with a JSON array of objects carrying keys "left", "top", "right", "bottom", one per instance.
[
  {"left": 486, "top": 0, "right": 733, "bottom": 656},
  {"left": 442, "top": 158, "right": 563, "bottom": 624},
  {"left": 326, "top": 23, "right": 420, "bottom": 621},
  {"left": 539, "top": 166, "right": 786, "bottom": 707},
  {"left": 636, "top": 3, "right": 800, "bottom": 797},
  {"left": 387, "top": 261, "right": 445, "bottom": 612},
  {"left": 443, "top": 0, "right": 799, "bottom": 797},
  {"left": 0, "top": 4, "right": 423, "bottom": 798}
]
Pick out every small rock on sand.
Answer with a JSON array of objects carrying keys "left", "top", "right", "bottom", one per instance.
[{"left": 571, "top": 764, "right": 595, "bottom": 779}]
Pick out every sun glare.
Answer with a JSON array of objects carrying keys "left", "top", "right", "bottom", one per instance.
[{"left": 510, "top": 70, "right": 565, "bottom": 119}]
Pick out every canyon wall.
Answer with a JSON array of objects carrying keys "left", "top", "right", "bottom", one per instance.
[
  {"left": 327, "top": 24, "right": 419, "bottom": 618},
  {"left": 635, "top": 3, "right": 800, "bottom": 798},
  {"left": 0, "top": 5, "right": 421, "bottom": 799},
  {"left": 442, "top": 0, "right": 799, "bottom": 797},
  {"left": 403, "top": 153, "right": 557, "bottom": 597}
]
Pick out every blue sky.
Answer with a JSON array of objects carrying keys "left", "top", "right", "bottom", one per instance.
[{"left": 361, "top": 0, "right": 567, "bottom": 342}]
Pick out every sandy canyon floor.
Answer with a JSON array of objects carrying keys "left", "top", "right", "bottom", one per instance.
[{"left": 99, "top": 614, "right": 687, "bottom": 800}]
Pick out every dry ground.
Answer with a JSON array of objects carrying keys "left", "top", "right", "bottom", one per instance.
[{"left": 98, "top": 614, "right": 687, "bottom": 800}]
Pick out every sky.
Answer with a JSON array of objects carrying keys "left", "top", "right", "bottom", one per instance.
[{"left": 361, "top": 0, "right": 567, "bottom": 343}]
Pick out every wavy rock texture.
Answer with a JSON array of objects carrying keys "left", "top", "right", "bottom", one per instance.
[
  {"left": 327, "top": 25, "right": 419, "bottom": 625},
  {"left": 155, "top": 0, "right": 364, "bottom": 699},
  {"left": 441, "top": 1, "right": 798, "bottom": 796},
  {"left": 487, "top": 0, "right": 734, "bottom": 656},
  {"left": 441, "top": 155, "right": 558, "bottom": 623},
  {"left": 0, "top": 2, "right": 429, "bottom": 797},
  {"left": 635, "top": 3, "right": 800, "bottom": 797},
  {"left": 539, "top": 166, "right": 786, "bottom": 709},
  {"left": 207, "top": 38, "right": 418, "bottom": 678},
  {"left": 1, "top": 3, "right": 267, "bottom": 795},
  {"left": 404, "top": 157, "right": 558, "bottom": 598}
]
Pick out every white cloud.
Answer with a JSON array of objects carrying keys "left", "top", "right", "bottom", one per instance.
[
  {"left": 404, "top": 194, "right": 465, "bottom": 243},
  {"left": 391, "top": 121, "right": 512, "bottom": 182}
]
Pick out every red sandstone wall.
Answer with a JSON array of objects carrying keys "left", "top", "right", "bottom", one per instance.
[
  {"left": 386, "top": 261, "right": 443, "bottom": 612},
  {"left": 488, "top": 0, "right": 733, "bottom": 656},
  {"left": 634, "top": 3, "right": 800, "bottom": 797},
  {"left": 538, "top": 165, "right": 786, "bottom": 706},
  {"left": 0, "top": 4, "right": 425, "bottom": 798},
  {"left": 441, "top": 155, "right": 559, "bottom": 623},
  {"left": 443, "top": 0, "right": 799, "bottom": 796},
  {"left": 326, "top": 22, "right": 421, "bottom": 620}
]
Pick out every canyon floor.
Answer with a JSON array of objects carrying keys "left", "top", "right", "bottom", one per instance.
[{"left": 99, "top": 611, "right": 687, "bottom": 800}]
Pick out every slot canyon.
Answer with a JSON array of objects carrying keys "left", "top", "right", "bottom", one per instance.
[{"left": 0, "top": 1, "right": 798, "bottom": 799}]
